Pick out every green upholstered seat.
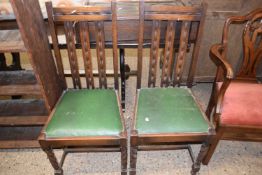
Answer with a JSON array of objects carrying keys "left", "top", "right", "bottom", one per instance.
[
  {"left": 135, "top": 88, "right": 209, "bottom": 134},
  {"left": 45, "top": 89, "right": 123, "bottom": 138}
]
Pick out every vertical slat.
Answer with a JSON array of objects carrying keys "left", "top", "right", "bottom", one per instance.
[
  {"left": 173, "top": 21, "right": 190, "bottom": 86},
  {"left": 160, "top": 21, "right": 176, "bottom": 87},
  {"left": 187, "top": 3, "right": 207, "bottom": 87},
  {"left": 79, "top": 22, "right": 94, "bottom": 89},
  {"left": 238, "top": 22, "right": 262, "bottom": 78},
  {"left": 111, "top": 0, "right": 119, "bottom": 90},
  {"left": 95, "top": 21, "right": 107, "bottom": 89},
  {"left": 46, "top": 2, "right": 67, "bottom": 89},
  {"left": 64, "top": 21, "right": 81, "bottom": 89},
  {"left": 148, "top": 20, "right": 161, "bottom": 87},
  {"left": 137, "top": 0, "right": 145, "bottom": 89}
]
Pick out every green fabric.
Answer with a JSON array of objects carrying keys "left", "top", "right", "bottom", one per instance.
[
  {"left": 136, "top": 88, "right": 209, "bottom": 134},
  {"left": 45, "top": 89, "right": 122, "bottom": 138}
]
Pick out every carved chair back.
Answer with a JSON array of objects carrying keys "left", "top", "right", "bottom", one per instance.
[
  {"left": 46, "top": 1, "right": 119, "bottom": 90},
  {"left": 220, "top": 9, "right": 262, "bottom": 80},
  {"left": 137, "top": 0, "right": 207, "bottom": 89}
]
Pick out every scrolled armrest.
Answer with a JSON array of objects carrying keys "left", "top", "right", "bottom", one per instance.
[
  {"left": 209, "top": 44, "right": 235, "bottom": 115},
  {"left": 209, "top": 44, "right": 234, "bottom": 80}
]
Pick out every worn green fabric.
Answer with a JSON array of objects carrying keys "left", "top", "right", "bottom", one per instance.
[
  {"left": 45, "top": 89, "right": 122, "bottom": 138},
  {"left": 136, "top": 88, "right": 209, "bottom": 134}
]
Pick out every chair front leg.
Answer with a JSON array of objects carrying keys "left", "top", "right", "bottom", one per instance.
[
  {"left": 121, "top": 138, "right": 128, "bottom": 175},
  {"left": 191, "top": 141, "right": 209, "bottom": 175},
  {"left": 130, "top": 146, "right": 138, "bottom": 175},
  {"left": 43, "top": 147, "right": 63, "bottom": 175}
]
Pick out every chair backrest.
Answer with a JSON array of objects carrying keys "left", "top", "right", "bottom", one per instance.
[
  {"left": 221, "top": 8, "right": 262, "bottom": 80},
  {"left": 46, "top": 0, "right": 118, "bottom": 90},
  {"left": 137, "top": 0, "right": 207, "bottom": 89}
]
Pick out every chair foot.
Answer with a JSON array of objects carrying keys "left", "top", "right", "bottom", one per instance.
[
  {"left": 191, "top": 163, "right": 200, "bottom": 175},
  {"left": 130, "top": 170, "right": 136, "bottom": 175},
  {"left": 43, "top": 147, "right": 63, "bottom": 175},
  {"left": 191, "top": 142, "right": 209, "bottom": 175},
  {"left": 54, "top": 169, "right": 63, "bottom": 175},
  {"left": 121, "top": 171, "right": 127, "bottom": 175},
  {"left": 130, "top": 146, "right": 138, "bottom": 175}
]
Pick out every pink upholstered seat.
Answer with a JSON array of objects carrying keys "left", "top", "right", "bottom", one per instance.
[{"left": 219, "top": 81, "right": 262, "bottom": 126}]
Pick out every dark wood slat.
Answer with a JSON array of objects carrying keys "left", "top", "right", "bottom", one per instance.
[
  {"left": 0, "top": 126, "right": 42, "bottom": 139},
  {"left": 145, "top": 14, "right": 201, "bottom": 21},
  {"left": 46, "top": 1, "right": 67, "bottom": 89},
  {"left": 161, "top": 21, "right": 176, "bottom": 87},
  {"left": 0, "top": 70, "right": 37, "bottom": 85},
  {"left": 95, "top": 21, "right": 107, "bottom": 88},
  {"left": 64, "top": 21, "right": 82, "bottom": 89},
  {"left": 0, "top": 140, "right": 40, "bottom": 149},
  {"left": 0, "top": 116, "right": 47, "bottom": 126},
  {"left": 0, "top": 99, "right": 48, "bottom": 116},
  {"left": 148, "top": 20, "right": 161, "bottom": 87},
  {"left": 111, "top": 0, "right": 119, "bottom": 90},
  {"left": 79, "top": 22, "right": 95, "bottom": 89},
  {"left": 173, "top": 21, "right": 190, "bottom": 86},
  {"left": 0, "top": 84, "right": 41, "bottom": 96}
]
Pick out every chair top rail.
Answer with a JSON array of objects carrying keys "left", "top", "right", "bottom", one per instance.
[
  {"left": 144, "top": 14, "right": 201, "bottom": 21},
  {"left": 145, "top": 5, "right": 202, "bottom": 14},
  {"left": 53, "top": 6, "right": 111, "bottom": 14},
  {"left": 47, "top": 1, "right": 113, "bottom": 22},
  {"left": 53, "top": 15, "right": 112, "bottom": 22}
]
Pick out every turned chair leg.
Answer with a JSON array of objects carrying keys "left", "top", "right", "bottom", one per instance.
[
  {"left": 191, "top": 142, "right": 210, "bottom": 175},
  {"left": 43, "top": 147, "right": 63, "bottom": 175},
  {"left": 130, "top": 146, "right": 138, "bottom": 175},
  {"left": 121, "top": 145, "right": 128, "bottom": 175}
]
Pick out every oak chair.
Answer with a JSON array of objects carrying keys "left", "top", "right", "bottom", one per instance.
[
  {"left": 203, "top": 8, "right": 262, "bottom": 164},
  {"left": 130, "top": 1, "right": 214, "bottom": 175},
  {"left": 38, "top": 1, "right": 127, "bottom": 174}
]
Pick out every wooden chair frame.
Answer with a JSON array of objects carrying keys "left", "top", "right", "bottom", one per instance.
[
  {"left": 203, "top": 8, "right": 262, "bottom": 164},
  {"left": 38, "top": 1, "right": 127, "bottom": 175},
  {"left": 130, "top": 1, "right": 215, "bottom": 175}
]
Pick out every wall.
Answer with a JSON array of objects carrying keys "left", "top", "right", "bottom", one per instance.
[{"left": 196, "top": 0, "right": 262, "bottom": 81}]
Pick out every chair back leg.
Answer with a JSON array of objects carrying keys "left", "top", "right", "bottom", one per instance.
[
  {"left": 202, "top": 128, "right": 224, "bottom": 164},
  {"left": 191, "top": 142, "right": 209, "bottom": 174},
  {"left": 43, "top": 147, "right": 63, "bottom": 175}
]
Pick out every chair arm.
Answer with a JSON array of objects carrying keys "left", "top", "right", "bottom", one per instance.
[
  {"left": 209, "top": 44, "right": 234, "bottom": 80},
  {"left": 209, "top": 44, "right": 235, "bottom": 115}
]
